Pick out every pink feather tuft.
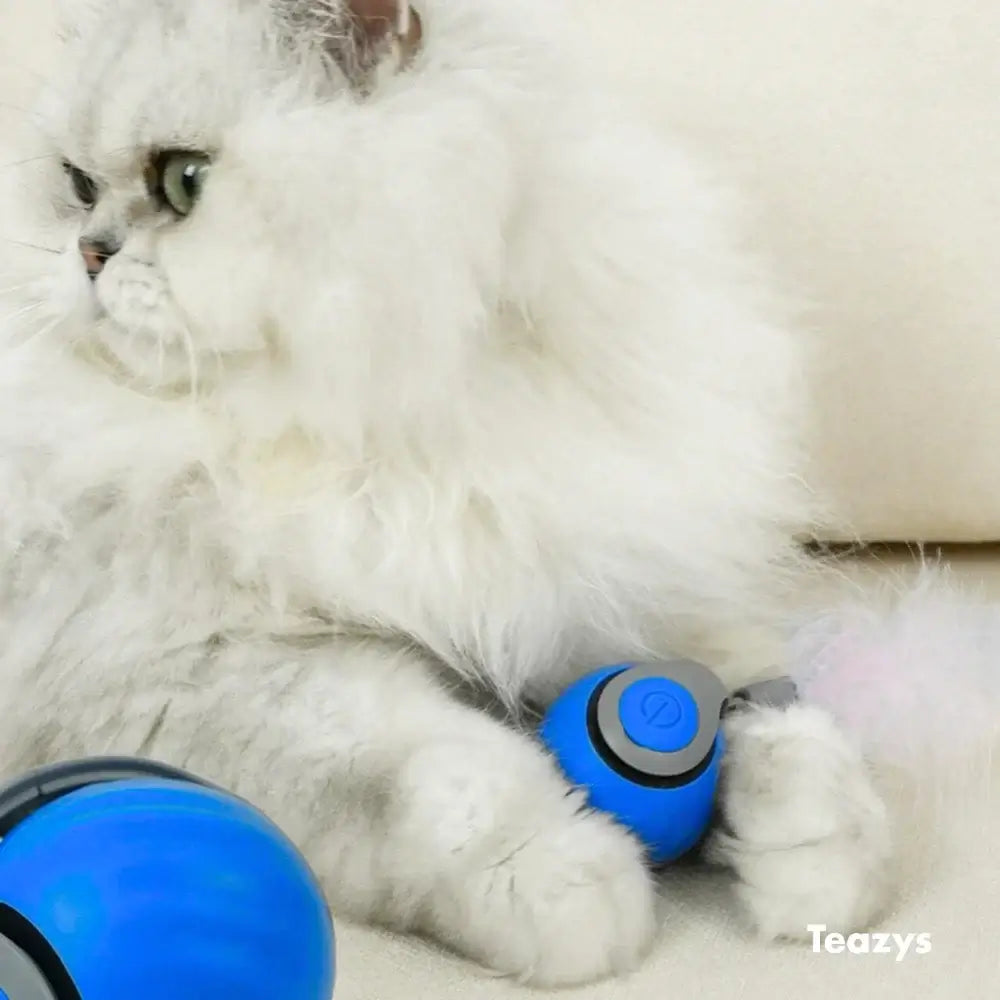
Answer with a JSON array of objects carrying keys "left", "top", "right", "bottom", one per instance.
[{"left": 788, "top": 563, "right": 1000, "bottom": 771}]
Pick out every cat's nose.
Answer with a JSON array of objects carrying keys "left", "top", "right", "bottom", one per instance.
[{"left": 78, "top": 236, "right": 120, "bottom": 279}]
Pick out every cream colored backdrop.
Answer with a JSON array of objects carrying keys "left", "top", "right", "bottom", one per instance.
[
  {"left": 577, "top": 0, "right": 1000, "bottom": 542},
  {"left": 4, "top": 0, "right": 1000, "bottom": 541}
]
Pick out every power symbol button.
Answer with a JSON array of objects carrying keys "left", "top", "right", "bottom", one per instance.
[{"left": 618, "top": 678, "right": 700, "bottom": 753}]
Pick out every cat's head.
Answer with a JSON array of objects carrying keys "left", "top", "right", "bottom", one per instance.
[{"left": 14, "top": 0, "right": 547, "bottom": 432}]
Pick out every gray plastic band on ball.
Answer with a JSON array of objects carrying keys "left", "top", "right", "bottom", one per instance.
[
  {"left": 0, "top": 935, "right": 58, "bottom": 1000},
  {"left": 0, "top": 757, "right": 212, "bottom": 837},
  {"left": 595, "top": 661, "right": 729, "bottom": 778},
  {"left": 728, "top": 676, "right": 799, "bottom": 711}
]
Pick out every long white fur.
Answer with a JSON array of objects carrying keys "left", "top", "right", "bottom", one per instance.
[{"left": 0, "top": 0, "right": 891, "bottom": 985}]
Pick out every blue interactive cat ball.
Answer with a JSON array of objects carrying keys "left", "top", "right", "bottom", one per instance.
[
  {"left": 0, "top": 758, "right": 334, "bottom": 1000},
  {"left": 540, "top": 660, "right": 729, "bottom": 864}
]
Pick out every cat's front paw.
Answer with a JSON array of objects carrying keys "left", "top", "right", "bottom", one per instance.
[
  {"left": 426, "top": 788, "right": 658, "bottom": 986},
  {"left": 458, "top": 803, "right": 657, "bottom": 986},
  {"left": 708, "top": 703, "right": 893, "bottom": 941}
]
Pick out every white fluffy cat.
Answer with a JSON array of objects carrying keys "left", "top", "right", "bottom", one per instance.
[{"left": 0, "top": 0, "right": 891, "bottom": 985}]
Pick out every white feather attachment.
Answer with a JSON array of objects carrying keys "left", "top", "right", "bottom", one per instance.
[{"left": 789, "top": 562, "right": 1000, "bottom": 774}]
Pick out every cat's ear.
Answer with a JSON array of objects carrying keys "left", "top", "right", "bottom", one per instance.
[
  {"left": 339, "top": 0, "right": 424, "bottom": 88},
  {"left": 290, "top": 0, "right": 423, "bottom": 90}
]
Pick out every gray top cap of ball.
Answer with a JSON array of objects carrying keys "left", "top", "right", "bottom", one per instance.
[{"left": 595, "top": 660, "right": 728, "bottom": 778}]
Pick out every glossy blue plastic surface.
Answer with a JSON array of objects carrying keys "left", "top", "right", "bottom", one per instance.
[
  {"left": 540, "top": 665, "right": 724, "bottom": 864},
  {"left": 618, "top": 677, "right": 700, "bottom": 753},
  {"left": 0, "top": 780, "right": 334, "bottom": 1000}
]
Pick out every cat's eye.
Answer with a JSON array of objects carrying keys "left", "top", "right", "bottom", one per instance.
[
  {"left": 155, "top": 150, "right": 211, "bottom": 217},
  {"left": 62, "top": 161, "right": 98, "bottom": 209}
]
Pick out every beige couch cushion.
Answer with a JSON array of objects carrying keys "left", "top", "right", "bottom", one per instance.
[{"left": 577, "top": 0, "right": 1000, "bottom": 542}]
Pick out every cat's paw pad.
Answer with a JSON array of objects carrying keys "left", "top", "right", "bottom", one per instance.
[
  {"left": 432, "top": 800, "right": 658, "bottom": 986},
  {"left": 709, "top": 703, "right": 893, "bottom": 940}
]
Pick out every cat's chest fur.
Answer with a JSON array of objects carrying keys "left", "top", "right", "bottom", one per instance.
[
  {"left": 0, "top": 356, "right": 635, "bottom": 688},
  {"left": 0, "top": 322, "right": 794, "bottom": 698}
]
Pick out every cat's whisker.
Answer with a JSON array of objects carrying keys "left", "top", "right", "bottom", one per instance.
[
  {"left": 0, "top": 101, "right": 42, "bottom": 122},
  {"left": 0, "top": 152, "right": 65, "bottom": 173},
  {"left": 178, "top": 325, "right": 201, "bottom": 400},
  {"left": 0, "top": 53, "right": 44, "bottom": 85},
  {"left": 206, "top": 340, "right": 226, "bottom": 384},
  {"left": 24, "top": 314, "right": 59, "bottom": 344},
  {"left": 0, "top": 144, "right": 140, "bottom": 175},
  {"left": 122, "top": 325, "right": 143, "bottom": 383},
  {"left": 0, "top": 301, "right": 44, "bottom": 326},
  {"left": 7, "top": 312, "right": 60, "bottom": 356},
  {"left": 0, "top": 237, "right": 62, "bottom": 255},
  {"left": 156, "top": 330, "right": 167, "bottom": 382}
]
